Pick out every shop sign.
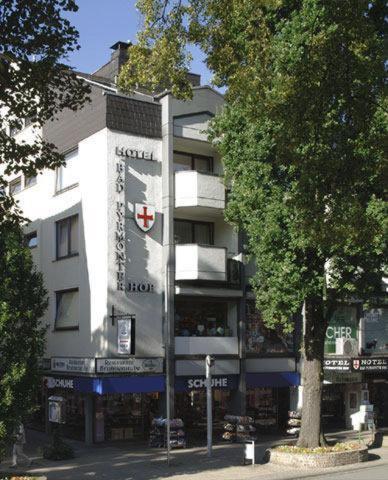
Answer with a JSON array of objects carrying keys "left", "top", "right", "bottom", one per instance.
[
  {"left": 38, "top": 358, "right": 51, "bottom": 371},
  {"left": 352, "top": 357, "right": 388, "bottom": 372},
  {"left": 324, "top": 306, "right": 358, "bottom": 354},
  {"left": 175, "top": 375, "right": 238, "bottom": 391},
  {"left": 96, "top": 358, "right": 163, "bottom": 374},
  {"left": 115, "top": 147, "right": 155, "bottom": 161},
  {"left": 51, "top": 357, "right": 95, "bottom": 374},
  {"left": 323, "top": 358, "right": 351, "bottom": 371},
  {"left": 44, "top": 376, "right": 74, "bottom": 389}
]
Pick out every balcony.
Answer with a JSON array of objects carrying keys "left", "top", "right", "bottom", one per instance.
[
  {"left": 175, "top": 244, "right": 227, "bottom": 281},
  {"left": 175, "top": 171, "right": 225, "bottom": 212},
  {"left": 175, "top": 336, "right": 239, "bottom": 355}
]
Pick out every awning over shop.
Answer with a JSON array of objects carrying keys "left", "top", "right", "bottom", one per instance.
[
  {"left": 75, "top": 375, "right": 165, "bottom": 394},
  {"left": 246, "top": 372, "right": 300, "bottom": 388}
]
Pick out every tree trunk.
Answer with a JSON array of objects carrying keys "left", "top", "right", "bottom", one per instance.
[{"left": 297, "top": 297, "right": 327, "bottom": 448}]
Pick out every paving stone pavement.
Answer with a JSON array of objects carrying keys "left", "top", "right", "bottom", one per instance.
[{"left": 1, "top": 429, "right": 388, "bottom": 480}]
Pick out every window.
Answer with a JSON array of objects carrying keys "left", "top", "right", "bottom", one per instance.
[
  {"left": 56, "top": 215, "right": 79, "bottom": 259},
  {"left": 174, "top": 219, "right": 213, "bottom": 245},
  {"left": 25, "top": 231, "right": 38, "bottom": 248},
  {"left": 25, "top": 174, "right": 37, "bottom": 188},
  {"left": 173, "top": 151, "right": 213, "bottom": 173},
  {"left": 246, "top": 301, "right": 294, "bottom": 354},
  {"left": 56, "top": 149, "right": 78, "bottom": 192},
  {"left": 175, "top": 298, "right": 232, "bottom": 336},
  {"left": 55, "top": 289, "right": 79, "bottom": 330},
  {"left": 9, "top": 177, "right": 22, "bottom": 195}
]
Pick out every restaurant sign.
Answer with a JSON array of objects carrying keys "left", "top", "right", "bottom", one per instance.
[{"left": 96, "top": 358, "right": 163, "bottom": 374}]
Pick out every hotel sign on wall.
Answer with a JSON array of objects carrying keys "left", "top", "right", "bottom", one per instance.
[{"left": 115, "top": 147, "right": 155, "bottom": 161}]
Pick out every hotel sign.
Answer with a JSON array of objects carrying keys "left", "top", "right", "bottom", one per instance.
[
  {"left": 323, "top": 358, "right": 351, "bottom": 372},
  {"left": 352, "top": 357, "right": 388, "bottom": 372},
  {"left": 324, "top": 356, "right": 388, "bottom": 372},
  {"left": 96, "top": 358, "right": 163, "bottom": 374},
  {"left": 115, "top": 147, "right": 155, "bottom": 161}
]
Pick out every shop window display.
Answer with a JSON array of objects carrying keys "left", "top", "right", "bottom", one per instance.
[
  {"left": 175, "top": 299, "right": 233, "bottom": 337},
  {"left": 175, "top": 389, "right": 230, "bottom": 439},
  {"left": 246, "top": 301, "right": 294, "bottom": 354},
  {"left": 96, "top": 393, "right": 160, "bottom": 442}
]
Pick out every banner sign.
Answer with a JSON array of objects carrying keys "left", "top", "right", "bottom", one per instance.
[
  {"left": 96, "top": 358, "right": 163, "bottom": 374},
  {"left": 51, "top": 357, "right": 95, "bottom": 374}
]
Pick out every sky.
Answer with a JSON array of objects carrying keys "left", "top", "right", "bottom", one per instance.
[{"left": 64, "top": 0, "right": 213, "bottom": 85}]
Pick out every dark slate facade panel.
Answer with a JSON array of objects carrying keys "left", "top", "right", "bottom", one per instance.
[
  {"left": 106, "top": 94, "right": 162, "bottom": 138},
  {"left": 43, "top": 85, "right": 107, "bottom": 153}
]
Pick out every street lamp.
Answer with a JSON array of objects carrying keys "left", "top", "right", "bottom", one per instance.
[{"left": 206, "top": 355, "right": 215, "bottom": 457}]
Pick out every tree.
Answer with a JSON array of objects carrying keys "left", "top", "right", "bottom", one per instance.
[
  {"left": 119, "top": 0, "right": 387, "bottom": 447},
  {"left": 0, "top": 221, "right": 48, "bottom": 459},
  {"left": 0, "top": 0, "right": 89, "bottom": 224}
]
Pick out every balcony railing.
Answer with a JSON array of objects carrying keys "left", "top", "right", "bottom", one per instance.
[
  {"left": 175, "top": 244, "right": 227, "bottom": 281},
  {"left": 175, "top": 171, "right": 225, "bottom": 210}
]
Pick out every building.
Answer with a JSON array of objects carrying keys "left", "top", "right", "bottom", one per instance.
[{"left": 4, "top": 42, "right": 300, "bottom": 444}]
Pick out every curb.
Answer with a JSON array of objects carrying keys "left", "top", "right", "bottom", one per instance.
[{"left": 278, "top": 457, "right": 388, "bottom": 480}]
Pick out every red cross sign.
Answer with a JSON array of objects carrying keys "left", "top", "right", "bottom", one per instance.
[{"left": 134, "top": 204, "right": 155, "bottom": 232}]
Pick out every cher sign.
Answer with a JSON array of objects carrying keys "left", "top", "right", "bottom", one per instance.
[{"left": 324, "top": 306, "right": 358, "bottom": 354}]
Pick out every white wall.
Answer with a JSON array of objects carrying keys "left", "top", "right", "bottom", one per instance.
[{"left": 106, "top": 129, "right": 164, "bottom": 357}]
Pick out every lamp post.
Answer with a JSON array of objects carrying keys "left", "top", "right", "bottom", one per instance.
[{"left": 206, "top": 355, "right": 215, "bottom": 457}]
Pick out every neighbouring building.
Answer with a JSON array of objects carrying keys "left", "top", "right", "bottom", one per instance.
[{"left": 4, "top": 42, "right": 300, "bottom": 444}]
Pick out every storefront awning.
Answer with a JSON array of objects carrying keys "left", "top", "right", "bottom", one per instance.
[
  {"left": 246, "top": 372, "right": 300, "bottom": 388},
  {"left": 75, "top": 375, "right": 165, "bottom": 394}
]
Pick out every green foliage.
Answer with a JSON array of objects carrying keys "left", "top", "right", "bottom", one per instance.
[
  {"left": 43, "top": 429, "right": 74, "bottom": 461},
  {"left": 121, "top": 0, "right": 387, "bottom": 331},
  {"left": 0, "top": 222, "right": 48, "bottom": 459},
  {"left": 0, "top": 0, "right": 90, "bottom": 224}
]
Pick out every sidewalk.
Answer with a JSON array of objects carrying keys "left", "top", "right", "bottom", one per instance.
[{"left": 1, "top": 429, "right": 388, "bottom": 480}]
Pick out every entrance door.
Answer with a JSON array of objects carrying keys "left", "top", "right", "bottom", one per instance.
[{"left": 346, "top": 390, "right": 359, "bottom": 429}]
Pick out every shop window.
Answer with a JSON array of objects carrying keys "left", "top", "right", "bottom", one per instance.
[
  {"left": 246, "top": 301, "right": 294, "bottom": 354},
  {"left": 173, "top": 151, "right": 213, "bottom": 173},
  {"left": 175, "top": 299, "right": 233, "bottom": 336},
  {"left": 25, "top": 174, "right": 37, "bottom": 188},
  {"left": 55, "top": 289, "right": 79, "bottom": 330},
  {"left": 174, "top": 219, "right": 214, "bottom": 245},
  {"left": 56, "top": 149, "right": 78, "bottom": 192},
  {"left": 364, "top": 307, "right": 388, "bottom": 354},
  {"left": 9, "top": 177, "right": 22, "bottom": 195},
  {"left": 56, "top": 214, "right": 79, "bottom": 259},
  {"left": 24, "top": 231, "right": 38, "bottom": 248}
]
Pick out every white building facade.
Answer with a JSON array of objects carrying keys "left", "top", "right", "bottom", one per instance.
[{"left": 5, "top": 42, "right": 299, "bottom": 444}]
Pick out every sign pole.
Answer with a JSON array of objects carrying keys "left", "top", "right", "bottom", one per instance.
[{"left": 206, "top": 355, "right": 214, "bottom": 458}]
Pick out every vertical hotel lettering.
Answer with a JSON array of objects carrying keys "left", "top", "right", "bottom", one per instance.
[{"left": 115, "top": 156, "right": 125, "bottom": 291}]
